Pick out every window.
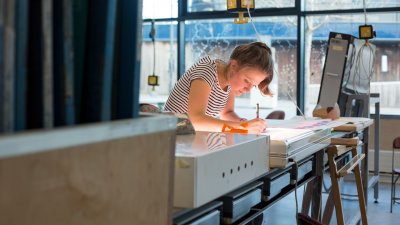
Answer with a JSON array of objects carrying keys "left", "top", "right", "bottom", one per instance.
[
  {"left": 141, "top": 1, "right": 400, "bottom": 117},
  {"left": 188, "top": 0, "right": 296, "bottom": 12},
  {"left": 305, "top": 0, "right": 400, "bottom": 11},
  {"left": 142, "top": 0, "right": 178, "bottom": 19},
  {"left": 185, "top": 17, "right": 298, "bottom": 118},
  {"left": 140, "top": 22, "right": 178, "bottom": 108},
  {"left": 381, "top": 55, "right": 388, "bottom": 72},
  {"left": 304, "top": 13, "right": 400, "bottom": 116}
]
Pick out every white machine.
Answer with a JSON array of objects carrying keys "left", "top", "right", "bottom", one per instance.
[
  {"left": 264, "top": 118, "right": 345, "bottom": 168},
  {"left": 174, "top": 131, "right": 269, "bottom": 208}
]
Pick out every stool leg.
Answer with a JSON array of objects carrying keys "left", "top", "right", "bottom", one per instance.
[
  {"left": 352, "top": 148, "right": 368, "bottom": 225},
  {"left": 392, "top": 171, "right": 394, "bottom": 213},
  {"left": 328, "top": 149, "right": 345, "bottom": 225},
  {"left": 391, "top": 145, "right": 395, "bottom": 213},
  {"left": 301, "top": 181, "right": 313, "bottom": 215},
  {"left": 395, "top": 176, "right": 400, "bottom": 204},
  {"left": 322, "top": 191, "right": 335, "bottom": 225}
]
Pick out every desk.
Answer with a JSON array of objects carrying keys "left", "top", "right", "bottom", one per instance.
[
  {"left": 172, "top": 129, "right": 331, "bottom": 224},
  {"left": 173, "top": 152, "right": 318, "bottom": 225},
  {"left": 172, "top": 117, "right": 374, "bottom": 224}
]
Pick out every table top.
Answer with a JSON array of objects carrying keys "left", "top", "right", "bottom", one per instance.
[{"left": 175, "top": 131, "right": 267, "bottom": 157}]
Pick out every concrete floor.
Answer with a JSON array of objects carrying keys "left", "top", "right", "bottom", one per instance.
[{"left": 260, "top": 178, "right": 400, "bottom": 225}]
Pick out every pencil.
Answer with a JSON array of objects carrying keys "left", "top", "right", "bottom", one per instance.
[{"left": 256, "top": 103, "right": 259, "bottom": 119}]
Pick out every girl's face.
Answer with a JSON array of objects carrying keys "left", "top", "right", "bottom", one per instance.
[{"left": 229, "top": 61, "right": 267, "bottom": 96}]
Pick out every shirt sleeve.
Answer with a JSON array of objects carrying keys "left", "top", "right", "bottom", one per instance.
[{"left": 189, "top": 58, "right": 216, "bottom": 87}]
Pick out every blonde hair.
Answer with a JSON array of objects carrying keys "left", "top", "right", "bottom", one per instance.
[{"left": 230, "top": 42, "right": 274, "bottom": 96}]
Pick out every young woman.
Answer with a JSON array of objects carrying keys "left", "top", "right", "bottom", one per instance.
[{"left": 164, "top": 42, "right": 274, "bottom": 134}]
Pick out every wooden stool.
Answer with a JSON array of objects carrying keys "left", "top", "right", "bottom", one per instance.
[
  {"left": 322, "top": 141, "right": 368, "bottom": 225},
  {"left": 390, "top": 136, "right": 400, "bottom": 213}
]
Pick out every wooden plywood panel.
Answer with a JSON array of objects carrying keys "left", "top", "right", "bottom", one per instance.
[
  {"left": 370, "top": 119, "right": 400, "bottom": 150},
  {"left": 0, "top": 130, "right": 176, "bottom": 225}
]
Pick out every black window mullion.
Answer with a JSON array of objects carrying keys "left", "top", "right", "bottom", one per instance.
[
  {"left": 296, "top": 0, "right": 304, "bottom": 116},
  {"left": 177, "top": 21, "right": 185, "bottom": 80}
]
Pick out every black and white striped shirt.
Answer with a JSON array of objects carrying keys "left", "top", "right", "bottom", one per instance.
[{"left": 164, "top": 56, "right": 231, "bottom": 117}]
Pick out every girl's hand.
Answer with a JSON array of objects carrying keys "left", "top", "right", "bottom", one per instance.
[{"left": 243, "top": 118, "right": 267, "bottom": 134}]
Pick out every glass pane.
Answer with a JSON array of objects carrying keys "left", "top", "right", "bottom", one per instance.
[
  {"left": 188, "top": 0, "right": 295, "bottom": 12},
  {"left": 305, "top": 0, "right": 400, "bottom": 11},
  {"left": 185, "top": 17, "right": 298, "bottom": 119},
  {"left": 305, "top": 13, "right": 400, "bottom": 116},
  {"left": 140, "top": 21, "right": 178, "bottom": 109},
  {"left": 142, "top": 0, "right": 177, "bottom": 19}
]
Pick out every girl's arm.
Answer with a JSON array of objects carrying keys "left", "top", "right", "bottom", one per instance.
[
  {"left": 187, "top": 79, "right": 265, "bottom": 133},
  {"left": 220, "top": 91, "right": 244, "bottom": 122},
  {"left": 187, "top": 79, "right": 237, "bottom": 132}
]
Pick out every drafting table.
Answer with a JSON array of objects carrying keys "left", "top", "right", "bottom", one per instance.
[
  {"left": 172, "top": 117, "right": 375, "bottom": 225},
  {"left": 172, "top": 122, "right": 330, "bottom": 224}
]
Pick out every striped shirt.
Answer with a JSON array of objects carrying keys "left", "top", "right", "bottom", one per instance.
[{"left": 164, "top": 56, "right": 231, "bottom": 117}]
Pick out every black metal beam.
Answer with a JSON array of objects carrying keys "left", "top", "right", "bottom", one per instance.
[
  {"left": 2, "top": 0, "right": 16, "bottom": 132},
  {"left": 53, "top": 0, "right": 76, "bottom": 127},
  {"left": 114, "top": 0, "right": 142, "bottom": 119},
  {"left": 53, "top": 0, "right": 66, "bottom": 126},
  {"left": 63, "top": 0, "right": 76, "bottom": 125},
  {"left": 0, "top": 0, "right": 5, "bottom": 132},
  {"left": 101, "top": 0, "right": 117, "bottom": 121},
  {"left": 14, "top": 0, "right": 29, "bottom": 131},
  {"left": 72, "top": 0, "right": 88, "bottom": 124},
  {"left": 42, "top": 0, "right": 54, "bottom": 128},
  {"left": 27, "top": 0, "right": 44, "bottom": 129},
  {"left": 296, "top": 0, "right": 305, "bottom": 115},
  {"left": 81, "top": 0, "right": 107, "bottom": 123},
  {"left": 177, "top": 0, "right": 185, "bottom": 78},
  {"left": 177, "top": 21, "right": 185, "bottom": 79}
]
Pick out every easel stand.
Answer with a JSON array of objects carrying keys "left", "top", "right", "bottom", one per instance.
[{"left": 322, "top": 143, "right": 368, "bottom": 225}]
